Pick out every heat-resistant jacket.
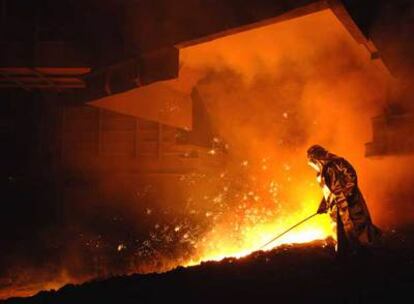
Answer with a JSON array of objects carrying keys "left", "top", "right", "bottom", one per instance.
[{"left": 317, "top": 155, "right": 381, "bottom": 247}]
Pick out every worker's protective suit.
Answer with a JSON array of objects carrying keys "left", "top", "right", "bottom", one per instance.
[{"left": 307, "top": 145, "right": 382, "bottom": 257}]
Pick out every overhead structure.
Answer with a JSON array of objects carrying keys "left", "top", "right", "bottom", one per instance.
[
  {"left": 366, "top": 111, "right": 414, "bottom": 157},
  {"left": 0, "top": 0, "right": 413, "bottom": 154}
]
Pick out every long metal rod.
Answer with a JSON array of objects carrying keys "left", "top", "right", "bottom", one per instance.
[{"left": 259, "top": 212, "right": 319, "bottom": 250}]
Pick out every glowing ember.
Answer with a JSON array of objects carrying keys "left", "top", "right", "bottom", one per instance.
[
  {"left": 186, "top": 228, "right": 330, "bottom": 266},
  {"left": 185, "top": 195, "right": 333, "bottom": 266},
  {"left": 173, "top": 157, "right": 334, "bottom": 267},
  {"left": 0, "top": 8, "right": 391, "bottom": 300}
]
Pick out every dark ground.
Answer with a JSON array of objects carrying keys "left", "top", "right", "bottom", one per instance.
[{"left": 2, "top": 228, "right": 414, "bottom": 304}]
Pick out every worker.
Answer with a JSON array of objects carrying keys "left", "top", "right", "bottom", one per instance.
[{"left": 307, "top": 145, "right": 382, "bottom": 258}]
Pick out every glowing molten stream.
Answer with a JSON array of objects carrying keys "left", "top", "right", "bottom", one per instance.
[{"left": 186, "top": 195, "right": 334, "bottom": 266}]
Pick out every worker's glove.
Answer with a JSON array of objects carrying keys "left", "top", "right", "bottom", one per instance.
[{"left": 317, "top": 198, "right": 328, "bottom": 214}]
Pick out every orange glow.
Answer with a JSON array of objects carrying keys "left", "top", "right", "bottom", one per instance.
[
  {"left": 182, "top": 166, "right": 334, "bottom": 266},
  {"left": 186, "top": 199, "right": 332, "bottom": 265},
  {"left": 0, "top": 271, "right": 88, "bottom": 300},
  {"left": 176, "top": 9, "right": 389, "bottom": 266},
  {"left": 2, "top": 8, "right": 398, "bottom": 301}
]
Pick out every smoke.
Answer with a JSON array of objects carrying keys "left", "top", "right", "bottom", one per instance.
[
  {"left": 3, "top": 7, "right": 414, "bottom": 300},
  {"left": 177, "top": 7, "right": 414, "bottom": 260},
  {"left": 180, "top": 8, "right": 386, "bottom": 219},
  {"left": 170, "top": 8, "right": 414, "bottom": 263}
]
